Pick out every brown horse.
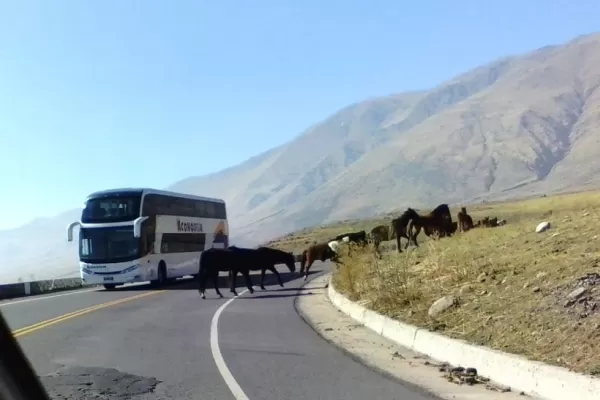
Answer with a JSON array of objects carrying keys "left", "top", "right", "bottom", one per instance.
[
  {"left": 370, "top": 224, "right": 390, "bottom": 250},
  {"left": 390, "top": 209, "right": 416, "bottom": 253},
  {"left": 299, "top": 242, "right": 336, "bottom": 281},
  {"left": 477, "top": 216, "right": 499, "bottom": 228},
  {"left": 406, "top": 204, "right": 453, "bottom": 248},
  {"left": 457, "top": 207, "right": 474, "bottom": 233}
]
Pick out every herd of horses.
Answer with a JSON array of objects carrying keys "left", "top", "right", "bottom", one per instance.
[
  {"left": 298, "top": 204, "right": 506, "bottom": 278},
  {"left": 196, "top": 204, "right": 505, "bottom": 299}
]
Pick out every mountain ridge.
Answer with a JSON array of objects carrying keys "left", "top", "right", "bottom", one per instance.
[{"left": 2, "top": 31, "right": 600, "bottom": 283}]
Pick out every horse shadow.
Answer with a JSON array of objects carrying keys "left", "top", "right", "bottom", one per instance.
[
  {"left": 98, "top": 269, "right": 320, "bottom": 293},
  {"left": 243, "top": 292, "right": 316, "bottom": 300}
]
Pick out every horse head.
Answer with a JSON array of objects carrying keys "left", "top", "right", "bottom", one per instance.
[
  {"left": 284, "top": 251, "right": 296, "bottom": 273},
  {"left": 405, "top": 208, "right": 419, "bottom": 219}
]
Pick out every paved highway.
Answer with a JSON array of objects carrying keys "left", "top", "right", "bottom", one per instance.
[{"left": 1, "top": 263, "right": 438, "bottom": 400}]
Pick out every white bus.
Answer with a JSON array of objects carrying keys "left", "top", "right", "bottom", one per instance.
[{"left": 66, "top": 188, "right": 229, "bottom": 290}]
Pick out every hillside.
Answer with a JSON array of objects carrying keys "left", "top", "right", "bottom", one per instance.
[
  {"left": 2, "top": 32, "right": 600, "bottom": 283},
  {"left": 171, "top": 32, "right": 600, "bottom": 242}
]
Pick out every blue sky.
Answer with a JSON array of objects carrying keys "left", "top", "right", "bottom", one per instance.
[{"left": 0, "top": 0, "right": 598, "bottom": 230}]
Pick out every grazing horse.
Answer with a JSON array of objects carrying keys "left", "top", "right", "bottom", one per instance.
[
  {"left": 390, "top": 209, "right": 415, "bottom": 253},
  {"left": 370, "top": 224, "right": 390, "bottom": 250},
  {"left": 197, "top": 247, "right": 255, "bottom": 299},
  {"left": 332, "top": 230, "right": 367, "bottom": 246},
  {"left": 406, "top": 204, "right": 453, "bottom": 248},
  {"left": 300, "top": 242, "right": 337, "bottom": 281},
  {"left": 477, "top": 216, "right": 499, "bottom": 228},
  {"left": 457, "top": 207, "right": 474, "bottom": 233},
  {"left": 227, "top": 246, "right": 296, "bottom": 291}
]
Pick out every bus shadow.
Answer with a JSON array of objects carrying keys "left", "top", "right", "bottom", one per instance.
[{"left": 104, "top": 270, "right": 320, "bottom": 292}]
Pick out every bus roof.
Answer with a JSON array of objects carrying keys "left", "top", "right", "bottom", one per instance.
[{"left": 86, "top": 188, "right": 226, "bottom": 204}]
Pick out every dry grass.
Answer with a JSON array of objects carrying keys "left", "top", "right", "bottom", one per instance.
[
  {"left": 333, "top": 191, "right": 600, "bottom": 375},
  {"left": 270, "top": 191, "right": 600, "bottom": 375}
]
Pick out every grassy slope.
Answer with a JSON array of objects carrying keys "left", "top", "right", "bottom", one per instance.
[{"left": 267, "top": 190, "right": 600, "bottom": 375}]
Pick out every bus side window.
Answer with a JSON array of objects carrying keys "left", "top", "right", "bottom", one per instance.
[
  {"left": 161, "top": 236, "right": 169, "bottom": 253},
  {"left": 141, "top": 233, "right": 153, "bottom": 256},
  {"left": 216, "top": 203, "right": 226, "bottom": 219},
  {"left": 147, "top": 237, "right": 154, "bottom": 254},
  {"left": 205, "top": 202, "right": 215, "bottom": 218},
  {"left": 196, "top": 201, "right": 205, "bottom": 218}
]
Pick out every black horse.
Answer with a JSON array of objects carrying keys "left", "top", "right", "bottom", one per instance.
[
  {"left": 332, "top": 230, "right": 367, "bottom": 245},
  {"left": 197, "top": 246, "right": 296, "bottom": 299},
  {"left": 227, "top": 246, "right": 296, "bottom": 290}
]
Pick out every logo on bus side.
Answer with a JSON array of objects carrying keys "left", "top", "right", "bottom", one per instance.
[{"left": 177, "top": 219, "right": 203, "bottom": 233}]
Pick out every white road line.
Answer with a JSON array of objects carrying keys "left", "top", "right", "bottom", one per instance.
[
  {"left": 210, "top": 289, "right": 250, "bottom": 400},
  {"left": 0, "top": 288, "right": 99, "bottom": 307}
]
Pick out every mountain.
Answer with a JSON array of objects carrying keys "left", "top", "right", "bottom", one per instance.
[
  {"left": 170, "top": 32, "right": 600, "bottom": 241},
  {"left": 2, "top": 32, "right": 600, "bottom": 283},
  {"left": 0, "top": 210, "right": 82, "bottom": 283}
]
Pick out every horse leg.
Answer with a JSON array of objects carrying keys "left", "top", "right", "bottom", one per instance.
[
  {"left": 241, "top": 270, "right": 254, "bottom": 294},
  {"left": 403, "top": 234, "right": 411, "bottom": 250},
  {"left": 198, "top": 268, "right": 207, "bottom": 299},
  {"left": 229, "top": 270, "right": 238, "bottom": 297},
  {"left": 212, "top": 270, "right": 223, "bottom": 299},
  {"left": 412, "top": 226, "right": 421, "bottom": 247},
  {"left": 227, "top": 270, "right": 233, "bottom": 287},
  {"left": 304, "top": 260, "right": 315, "bottom": 281},
  {"left": 270, "top": 265, "right": 284, "bottom": 287},
  {"left": 299, "top": 251, "right": 307, "bottom": 275},
  {"left": 260, "top": 268, "right": 267, "bottom": 290},
  {"left": 396, "top": 235, "right": 403, "bottom": 253}
]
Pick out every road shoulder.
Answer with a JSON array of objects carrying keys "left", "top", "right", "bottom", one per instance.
[{"left": 295, "top": 273, "right": 529, "bottom": 400}]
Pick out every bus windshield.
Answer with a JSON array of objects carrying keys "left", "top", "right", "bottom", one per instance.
[
  {"left": 82, "top": 196, "right": 141, "bottom": 223},
  {"left": 79, "top": 227, "right": 140, "bottom": 263}
]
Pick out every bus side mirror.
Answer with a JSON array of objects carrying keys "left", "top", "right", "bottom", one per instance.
[
  {"left": 66, "top": 222, "right": 80, "bottom": 242},
  {"left": 133, "top": 217, "right": 149, "bottom": 238}
]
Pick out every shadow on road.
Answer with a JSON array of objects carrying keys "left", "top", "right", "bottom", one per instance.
[
  {"left": 274, "top": 286, "right": 324, "bottom": 292},
  {"left": 100, "top": 270, "right": 320, "bottom": 293},
  {"left": 243, "top": 292, "right": 315, "bottom": 300}
]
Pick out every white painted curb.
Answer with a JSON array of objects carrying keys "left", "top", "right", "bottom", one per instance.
[{"left": 327, "top": 277, "right": 600, "bottom": 400}]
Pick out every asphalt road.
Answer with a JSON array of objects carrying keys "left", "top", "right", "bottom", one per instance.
[{"left": 1, "top": 262, "right": 437, "bottom": 400}]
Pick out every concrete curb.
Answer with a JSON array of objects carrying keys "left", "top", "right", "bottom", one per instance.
[
  {"left": 0, "top": 277, "right": 90, "bottom": 300},
  {"left": 327, "top": 277, "right": 600, "bottom": 400}
]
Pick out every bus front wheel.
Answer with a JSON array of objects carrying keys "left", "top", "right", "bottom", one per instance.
[{"left": 151, "top": 263, "right": 167, "bottom": 288}]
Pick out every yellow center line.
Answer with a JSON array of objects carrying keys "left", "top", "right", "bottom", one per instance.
[{"left": 12, "top": 290, "right": 166, "bottom": 338}]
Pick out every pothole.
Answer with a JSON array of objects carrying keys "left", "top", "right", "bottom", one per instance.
[{"left": 39, "top": 365, "right": 160, "bottom": 399}]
